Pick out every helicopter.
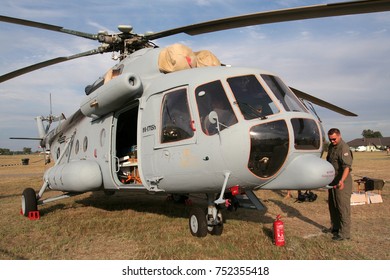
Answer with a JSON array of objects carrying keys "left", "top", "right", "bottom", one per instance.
[{"left": 1, "top": 0, "right": 389, "bottom": 237}]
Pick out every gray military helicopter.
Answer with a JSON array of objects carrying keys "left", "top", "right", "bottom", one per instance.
[{"left": 1, "top": 0, "right": 389, "bottom": 237}]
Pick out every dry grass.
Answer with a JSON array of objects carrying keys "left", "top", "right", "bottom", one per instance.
[{"left": 0, "top": 152, "right": 389, "bottom": 260}]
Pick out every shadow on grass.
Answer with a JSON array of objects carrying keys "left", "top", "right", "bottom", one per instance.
[
  {"left": 32, "top": 189, "right": 328, "bottom": 246},
  {"left": 268, "top": 198, "right": 325, "bottom": 230},
  {"left": 0, "top": 248, "right": 28, "bottom": 260},
  {"left": 0, "top": 193, "right": 21, "bottom": 200},
  {"left": 36, "top": 189, "right": 324, "bottom": 241},
  {"left": 72, "top": 191, "right": 274, "bottom": 225},
  {"left": 39, "top": 203, "right": 67, "bottom": 217}
]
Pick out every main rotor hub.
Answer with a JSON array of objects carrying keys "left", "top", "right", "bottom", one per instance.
[{"left": 118, "top": 25, "right": 133, "bottom": 33}]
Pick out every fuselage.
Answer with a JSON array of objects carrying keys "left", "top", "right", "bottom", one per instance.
[{"left": 42, "top": 47, "right": 335, "bottom": 195}]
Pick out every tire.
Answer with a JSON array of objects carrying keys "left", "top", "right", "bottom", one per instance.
[
  {"left": 209, "top": 223, "right": 224, "bottom": 236},
  {"left": 21, "top": 188, "right": 38, "bottom": 217},
  {"left": 208, "top": 211, "right": 224, "bottom": 236},
  {"left": 189, "top": 208, "right": 208, "bottom": 237}
]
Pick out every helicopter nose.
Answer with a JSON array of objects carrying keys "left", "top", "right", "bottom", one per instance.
[{"left": 261, "top": 154, "right": 335, "bottom": 190}]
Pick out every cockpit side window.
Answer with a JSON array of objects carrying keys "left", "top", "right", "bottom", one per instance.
[
  {"left": 227, "top": 75, "right": 279, "bottom": 120},
  {"left": 195, "top": 80, "right": 238, "bottom": 136},
  {"left": 161, "top": 88, "right": 194, "bottom": 143},
  {"left": 261, "top": 74, "right": 307, "bottom": 113}
]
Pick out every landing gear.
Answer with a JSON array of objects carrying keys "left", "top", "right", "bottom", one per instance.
[
  {"left": 208, "top": 210, "right": 223, "bottom": 236},
  {"left": 188, "top": 193, "right": 224, "bottom": 237},
  {"left": 21, "top": 188, "right": 38, "bottom": 217},
  {"left": 189, "top": 208, "right": 208, "bottom": 237},
  {"left": 188, "top": 207, "right": 224, "bottom": 237}
]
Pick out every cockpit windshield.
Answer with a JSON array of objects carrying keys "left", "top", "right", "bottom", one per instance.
[
  {"left": 261, "top": 75, "right": 307, "bottom": 113},
  {"left": 195, "top": 80, "right": 238, "bottom": 136},
  {"left": 227, "top": 75, "right": 279, "bottom": 120}
]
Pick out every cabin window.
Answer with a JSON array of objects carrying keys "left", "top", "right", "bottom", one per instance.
[
  {"left": 75, "top": 140, "right": 79, "bottom": 154},
  {"left": 100, "top": 128, "right": 106, "bottom": 147},
  {"left": 261, "top": 74, "right": 307, "bottom": 113},
  {"left": 291, "top": 118, "right": 321, "bottom": 150},
  {"left": 227, "top": 75, "right": 279, "bottom": 120},
  {"left": 56, "top": 147, "right": 60, "bottom": 159},
  {"left": 195, "top": 80, "right": 237, "bottom": 135},
  {"left": 161, "top": 88, "right": 194, "bottom": 143},
  {"left": 83, "top": 136, "right": 88, "bottom": 152}
]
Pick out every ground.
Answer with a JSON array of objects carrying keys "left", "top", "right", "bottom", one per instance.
[{"left": 0, "top": 152, "right": 388, "bottom": 260}]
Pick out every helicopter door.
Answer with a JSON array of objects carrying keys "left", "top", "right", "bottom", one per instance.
[
  {"left": 140, "top": 87, "right": 199, "bottom": 191},
  {"left": 112, "top": 102, "right": 141, "bottom": 186}
]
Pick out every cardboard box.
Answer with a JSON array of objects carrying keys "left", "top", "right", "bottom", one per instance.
[
  {"left": 350, "top": 192, "right": 383, "bottom": 205},
  {"left": 350, "top": 192, "right": 368, "bottom": 205},
  {"left": 366, "top": 192, "right": 383, "bottom": 204}
]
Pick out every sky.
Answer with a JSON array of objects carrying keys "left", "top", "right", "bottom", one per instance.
[{"left": 0, "top": 0, "right": 389, "bottom": 151}]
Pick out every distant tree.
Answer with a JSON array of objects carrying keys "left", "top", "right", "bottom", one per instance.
[
  {"left": 22, "top": 147, "right": 32, "bottom": 154},
  {"left": 362, "top": 129, "right": 383, "bottom": 138},
  {"left": 0, "top": 148, "right": 12, "bottom": 155}
]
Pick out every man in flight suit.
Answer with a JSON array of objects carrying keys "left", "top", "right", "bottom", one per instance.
[{"left": 326, "top": 128, "right": 353, "bottom": 241}]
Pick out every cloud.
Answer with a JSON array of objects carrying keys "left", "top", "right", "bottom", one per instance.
[{"left": 1, "top": 0, "right": 389, "bottom": 150}]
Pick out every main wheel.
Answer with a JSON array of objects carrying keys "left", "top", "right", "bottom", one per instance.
[
  {"left": 209, "top": 223, "right": 224, "bottom": 236},
  {"left": 189, "top": 208, "right": 208, "bottom": 237},
  {"left": 208, "top": 210, "right": 224, "bottom": 236},
  {"left": 21, "top": 188, "right": 38, "bottom": 217}
]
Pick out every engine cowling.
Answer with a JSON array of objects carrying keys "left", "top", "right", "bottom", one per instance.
[{"left": 80, "top": 72, "right": 142, "bottom": 118}]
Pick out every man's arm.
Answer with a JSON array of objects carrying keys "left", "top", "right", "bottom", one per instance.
[{"left": 337, "top": 167, "right": 351, "bottom": 190}]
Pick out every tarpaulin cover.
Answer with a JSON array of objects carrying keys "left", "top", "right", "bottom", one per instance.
[
  {"left": 195, "top": 50, "right": 221, "bottom": 67},
  {"left": 158, "top": 44, "right": 220, "bottom": 73}
]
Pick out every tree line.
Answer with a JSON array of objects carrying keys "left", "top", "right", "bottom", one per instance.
[
  {"left": 0, "top": 147, "right": 33, "bottom": 155},
  {"left": 361, "top": 129, "right": 383, "bottom": 138}
]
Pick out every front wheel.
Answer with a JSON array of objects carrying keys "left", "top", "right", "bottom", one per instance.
[
  {"left": 189, "top": 208, "right": 208, "bottom": 237},
  {"left": 21, "top": 188, "right": 37, "bottom": 217},
  {"left": 208, "top": 210, "right": 224, "bottom": 236}
]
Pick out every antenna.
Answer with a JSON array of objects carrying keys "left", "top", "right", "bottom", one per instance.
[{"left": 49, "top": 93, "right": 53, "bottom": 117}]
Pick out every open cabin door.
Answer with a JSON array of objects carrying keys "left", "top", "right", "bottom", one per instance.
[{"left": 111, "top": 101, "right": 144, "bottom": 189}]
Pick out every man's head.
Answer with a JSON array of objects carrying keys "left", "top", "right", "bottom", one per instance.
[{"left": 328, "top": 128, "right": 341, "bottom": 146}]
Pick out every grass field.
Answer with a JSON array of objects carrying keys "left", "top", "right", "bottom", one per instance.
[{"left": 0, "top": 152, "right": 389, "bottom": 260}]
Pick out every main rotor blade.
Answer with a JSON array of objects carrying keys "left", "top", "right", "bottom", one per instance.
[
  {"left": 0, "top": 49, "right": 100, "bottom": 83},
  {"left": 290, "top": 87, "right": 358, "bottom": 117},
  {"left": 10, "top": 137, "right": 43, "bottom": 140},
  {"left": 0, "top": 15, "right": 98, "bottom": 40},
  {"left": 146, "top": 0, "right": 390, "bottom": 39}
]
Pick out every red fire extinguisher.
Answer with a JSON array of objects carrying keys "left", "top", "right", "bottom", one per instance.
[{"left": 273, "top": 214, "right": 285, "bottom": 246}]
